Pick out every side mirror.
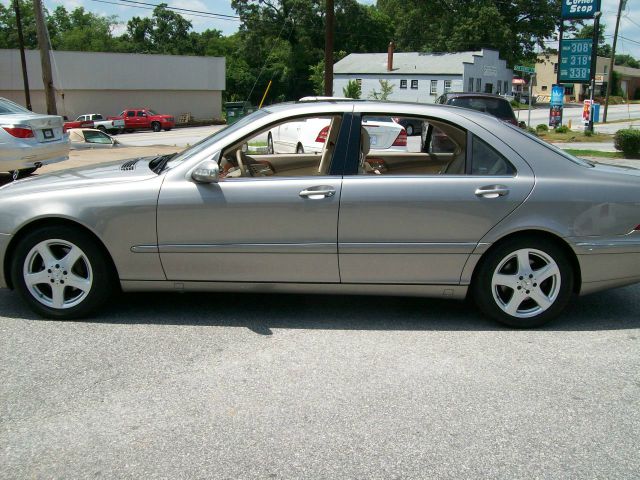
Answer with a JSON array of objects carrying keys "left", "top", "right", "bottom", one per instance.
[{"left": 191, "top": 160, "right": 219, "bottom": 183}]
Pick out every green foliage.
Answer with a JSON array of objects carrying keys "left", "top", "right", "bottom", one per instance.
[
  {"left": 377, "top": 0, "right": 562, "bottom": 66},
  {"left": 614, "top": 129, "right": 640, "bottom": 158},
  {"left": 615, "top": 54, "right": 640, "bottom": 69},
  {"left": 526, "top": 126, "right": 538, "bottom": 136},
  {"left": 536, "top": 124, "right": 548, "bottom": 133},
  {"left": 343, "top": 80, "right": 361, "bottom": 99},
  {"left": 583, "top": 129, "right": 593, "bottom": 137},
  {"left": 555, "top": 125, "right": 569, "bottom": 133},
  {"left": 369, "top": 79, "right": 394, "bottom": 100}
]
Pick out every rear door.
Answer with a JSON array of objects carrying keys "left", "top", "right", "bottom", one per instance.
[{"left": 338, "top": 113, "right": 534, "bottom": 285}]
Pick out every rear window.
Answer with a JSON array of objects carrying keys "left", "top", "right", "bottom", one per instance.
[
  {"left": 448, "top": 97, "right": 516, "bottom": 120},
  {"left": 0, "top": 98, "right": 31, "bottom": 115}
]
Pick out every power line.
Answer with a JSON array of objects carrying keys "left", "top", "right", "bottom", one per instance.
[
  {"left": 89, "top": 0, "right": 240, "bottom": 21},
  {"left": 117, "top": 0, "right": 239, "bottom": 19}
]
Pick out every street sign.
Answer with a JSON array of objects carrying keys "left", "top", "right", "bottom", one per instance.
[
  {"left": 514, "top": 65, "right": 535, "bottom": 74},
  {"left": 558, "top": 39, "right": 592, "bottom": 83},
  {"left": 561, "top": 0, "right": 600, "bottom": 19}
]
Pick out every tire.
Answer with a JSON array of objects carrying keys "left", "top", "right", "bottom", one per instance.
[
  {"left": 406, "top": 124, "right": 414, "bottom": 136},
  {"left": 96, "top": 125, "right": 106, "bottom": 132},
  {"left": 296, "top": 143, "right": 304, "bottom": 154},
  {"left": 267, "top": 133, "right": 274, "bottom": 154},
  {"left": 10, "top": 226, "right": 115, "bottom": 319},
  {"left": 471, "top": 237, "right": 574, "bottom": 328},
  {"left": 152, "top": 122, "right": 161, "bottom": 132}
]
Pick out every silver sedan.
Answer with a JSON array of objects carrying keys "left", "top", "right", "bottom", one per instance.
[{"left": 0, "top": 100, "right": 639, "bottom": 328}]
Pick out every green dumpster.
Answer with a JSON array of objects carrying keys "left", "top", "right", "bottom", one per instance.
[{"left": 224, "top": 101, "right": 256, "bottom": 125}]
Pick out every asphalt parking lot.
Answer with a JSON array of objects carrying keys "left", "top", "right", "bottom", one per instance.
[{"left": 1, "top": 285, "right": 639, "bottom": 479}]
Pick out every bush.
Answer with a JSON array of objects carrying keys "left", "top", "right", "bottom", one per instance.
[
  {"left": 555, "top": 125, "right": 569, "bottom": 133},
  {"left": 536, "top": 124, "right": 548, "bottom": 133},
  {"left": 583, "top": 129, "right": 593, "bottom": 137},
  {"left": 614, "top": 129, "right": 640, "bottom": 157},
  {"left": 526, "top": 126, "right": 538, "bottom": 136}
]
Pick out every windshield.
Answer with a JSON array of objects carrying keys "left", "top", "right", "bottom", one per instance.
[
  {"left": 0, "top": 97, "right": 31, "bottom": 115},
  {"left": 506, "top": 123, "right": 594, "bottom": 168},
  {"left": 165, "top": 109, "right": 270, "bottom": 170},
  {"left": 147, "top": 109, "right": 157, "bottom": 115}
]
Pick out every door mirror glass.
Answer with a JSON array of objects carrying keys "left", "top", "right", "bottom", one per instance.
[{"left": 192, "top": 160, "right": 219, "bottom": 183}]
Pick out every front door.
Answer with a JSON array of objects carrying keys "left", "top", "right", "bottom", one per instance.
[{"left": 156, "top": 113, "right": 349, "bottom": 283}]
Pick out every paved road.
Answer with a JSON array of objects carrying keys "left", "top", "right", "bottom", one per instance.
[{"left": 1, "top": 286, "right": 639, "bottom": 479}]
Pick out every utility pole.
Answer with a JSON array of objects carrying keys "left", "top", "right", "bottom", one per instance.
[
  {"left": 13, "top": 0, "right": 31, "bottom": 110},
  {"left": 586, "top": 10, "right": 600, "bottom": 133},
  {"left": 323, "top": 0, "right": 334, "bottom": 97},
  {"left": 603, "top": 0, "right": 625, "bottom": 123},
  {"left": 33, "top": 0, "right": 56, "bottom": 114}
]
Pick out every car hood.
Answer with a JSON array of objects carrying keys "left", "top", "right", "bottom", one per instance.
[{"left": 0, "top": 156, "right": 159, "bottom": 196}]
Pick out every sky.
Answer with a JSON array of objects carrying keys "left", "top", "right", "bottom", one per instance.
[{"left": 2, "top": 0, "right": 639, "bottom": 58}]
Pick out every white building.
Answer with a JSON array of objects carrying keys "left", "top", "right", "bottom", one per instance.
[
  {"left": 0, "top": 49, "right": 225, "bottom": 120},
  {"left": 333, "top": 47, "right": 513, "bottom": 103}
]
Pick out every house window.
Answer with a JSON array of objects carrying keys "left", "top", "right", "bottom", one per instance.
[
  {"left": 400, "top": 79, "right": 407, "bottom": 89},
  {"left": 541, "top": 85, "right": 548, "bottom": 91},
  {"left": 564, "top": 85, "right": 574, "bottom": 95},
  {"left": 430, "top": 80, "right": 438, "bottom": 95},
  {"left": 476, "top": 78, "right": 481, "bottom": 92},
  {"left": 553, "top": 63, "right": 558, "bottom": 74},
  {"left": 444, "top": 80, "right": 452, "bottom": 93},
  {"left": 497, "top": 82, "right": 501, "bottom": 94},
  {"left": 504, "top": 81, "right": 509, "bottom": 94},
  {"left": 468, "top": 77, "right": 474, "bottom": 92},
  {"left": 604, "top": 65, "right": 608, "bottom": 74},
  {"left": 411, "top": 80, "right": 418, "bottom": 89},
  {"left": 484, "top": 83, "right": 493, "bottom": 93}
]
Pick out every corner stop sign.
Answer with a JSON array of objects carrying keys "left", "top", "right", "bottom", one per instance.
[{"left": 561, "top": 0, "right": 601, "bottom": 19}]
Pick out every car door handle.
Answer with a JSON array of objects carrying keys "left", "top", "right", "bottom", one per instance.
[
  {"left": 299, "top": 186, "right": 336, "bottom": 199},
  {"left": 475, "top": 185, "right": 510, "bottom": 198}
]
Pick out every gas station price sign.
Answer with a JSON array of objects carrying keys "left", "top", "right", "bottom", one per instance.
[{"left": 558, "top": 39, "right": 592, "bottom": 83}]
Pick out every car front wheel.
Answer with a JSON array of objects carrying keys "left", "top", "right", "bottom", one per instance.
[
  {"left": 11, "top": 226, "right": 114, "bottom": 319},
  {"left": 472, "top": 238, "right": 573, "bottom": 328},
  {"left": 152, "top": 122, "right": 161, "bottom": 132}
]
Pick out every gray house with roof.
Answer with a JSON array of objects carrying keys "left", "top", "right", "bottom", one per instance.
[{"left": 333, "top": 47, "right": 513, "bottom": 104}]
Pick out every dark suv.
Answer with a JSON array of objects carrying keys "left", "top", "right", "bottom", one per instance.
[{"left": 435, "top": 92, "right": 518, "bottom": 126}]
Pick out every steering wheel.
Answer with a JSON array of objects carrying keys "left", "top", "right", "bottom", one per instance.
[{"left": 235, "top": 149, "right": 248, "bottom": 177}]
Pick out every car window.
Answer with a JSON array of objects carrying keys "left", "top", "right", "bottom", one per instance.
[
  {"left": 0, "top": 98, "right": 31, "bottom": 115},
  {"left": 127, "top": 111, "right": 135, "bottom": 117},
  {"left": 219, "top": 114, "right": 342, "bottom": 179},
  {"left": 147, "top": 109, "right": 157, "bottom": 115},
  {"left": 137, "top": 111, "right": 146, "bottom": 117},
  {"left": 357, "top": 115, "right": 467, "bottom": 176},
  {"left": 448, "top": 97, "right": 516, "bottom": 120},
  {"left": 471, "top": 135, "right": 515, "bottom": 176},
  {"left": 94, "top": 114, "right": 103, "bottom": 120},
  {"left": 83, "top": 130, "right": 113, "bottom": 144}
]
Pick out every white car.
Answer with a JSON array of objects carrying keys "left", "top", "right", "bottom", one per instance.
[
  {"left": 75, "top": 113, "right": 125, "bottom": 134},
  {"left": 68, "top": 128, "right": 121, "bottom": 149},
  {"left": 267, "top": 115, "right": 407, "bottom": 154},
  {"left": 0, "top": 97, "right": 69, "bottom": 177}
]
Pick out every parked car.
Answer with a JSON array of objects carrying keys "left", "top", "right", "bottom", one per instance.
[
  {"left": 67, "top": 128, "right": 121, "bottom": 149},
  {"left": 1, "top": 100, "right": 639, "bottom": 329},
  {"left": 63, "top": 117, "right": 94, "bottom": 132},
  {"left": 0, "top": 96, "right": 69, "bottom": 177},
  {"left": 75, "top": 114, "right": 125, "bottom": 134},
  {"left": 267, "top": 115, "right": 406, "bottom": 154},
  {"left": 435, "top": 92, "right": 518, "bottom": 125},
  {"left": 109, "top": 108, "right": 175, "bottom": 133}
]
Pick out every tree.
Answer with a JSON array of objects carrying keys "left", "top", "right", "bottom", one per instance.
[
  {"left": 342, "top": 79, "right": 361, "bottom": 99},
  {"left": 377, "top": 0, "right": 564, "bottom": 66},
  {"left": 615, "top": 54, "right": 639, "bottom": 69},
  {"left": 575, "top": 22, "right": 611, "bottom": 57},
  {"left": 369, "top": 79, "right": 393, "bottom": 100}
]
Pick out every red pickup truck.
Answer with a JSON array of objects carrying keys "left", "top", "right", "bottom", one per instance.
[
  {"left": 108, "top": 108, "right": 175, "bottom": 133},
  {"left": 63, "top": 117, "right": 94, "bottom": 132}
]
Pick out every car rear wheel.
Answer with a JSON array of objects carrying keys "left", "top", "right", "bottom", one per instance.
[
  {"left": 96, "top": 125, "right": 106, "bottom": 132},
  {"left": 11, "top": 226, "right": 114, "bottom": 319},
  {"left": 472, "top": 238, "right": 573, "bottom": 328},
  {"left": 152, "top": 122, "right": 161, "bottom": 132}
]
